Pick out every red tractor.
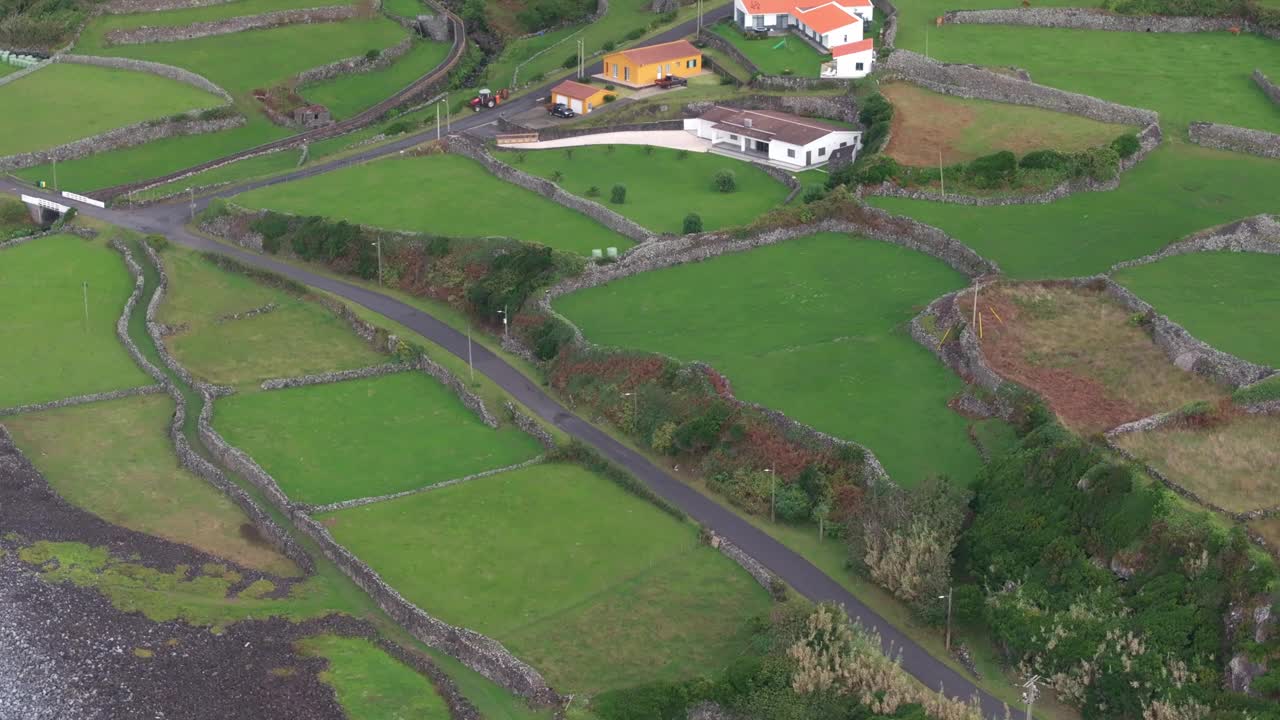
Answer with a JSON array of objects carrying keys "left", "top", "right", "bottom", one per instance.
[{"left": 469, "top": 88, "right": 510, "bottom": 111}]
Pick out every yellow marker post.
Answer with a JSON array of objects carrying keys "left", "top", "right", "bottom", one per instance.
[
  {"left": 979, "top": 312, "right": 984, "bottom": 339},
  {"left": 989, "top": 306, "right": 1005, "bottom": 325},
  {"left": 937, "top": 325, "right": 952, "bottom": 348}
]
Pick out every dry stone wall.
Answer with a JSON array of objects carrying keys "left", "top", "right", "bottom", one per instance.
[
  {"left": 102, "top": 0, "right": 234, "bottom": 12},
  {"left": 504, "top": 401, "right": 556, "bottom": 450},
  {"left": 881, "top": 49, "right": 1158, "bottom": 127},
  {"left": 58, "top": 54, "right": 233, "bottom": 101},
  {"left": 296, "top": 35, "right": 415, "bottom": 85},
  {"left": 111, "top": 239, "right": 316, "bottom": 573},
  {"left": 0, "top": 113, "right": 243, "bottom": 173},
  {"left": 306, "top": 456, "right": 545, "bottom": 514},
  {"left": 105, "top": 4, "right": 359, "bottom": 45},
  {"left": 0, "top": 59, "right": 50, "bottom": 89},
  {"left": 0, "top": 385, "right": 165, "bottom": 418},
  {"left": 707, "top": 532, "right": 777, "bottom": 591},
  {"left": 1256, "top": 70, "right": 1280, "bottom": 107},
  {"left": 446, "top": 134, "right": 654, "bottom": 243},
  {"left": 686, "top": 92, "right": 860, "bottom": 124},
  {"left": 260, "top": 363, "right": 413, "bottom": 390},
  {"left": 1095, "top": 276, "right": 1274, "bottom": 388},
  {"left": 941, "top": 7, "right": 1275, "bottom": 37},
  {"left": 1110, "top": 214, "right": 1280, "bottom": 270},
  {"left": 1187, "top": 121, "right": 1280, "bottom": 160}
]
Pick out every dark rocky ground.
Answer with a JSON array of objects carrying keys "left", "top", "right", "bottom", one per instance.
[{"left": 0, "top": 426, "right": 349, "bottom": 720}]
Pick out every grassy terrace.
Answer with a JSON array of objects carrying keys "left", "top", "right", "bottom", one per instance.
[
  {"left": 301, "top": 38, "right": 452, "bottom": 120},
  {"left": 869, "top": 145, "right": 1280, "bottom": 279},
  {"left": 708, "top": 20, "right": 829, "bottom": 77},
  {"left": 132, "top": 149, "right": 303, "bottom": 201},
  {"left": 1116, "top": 413, "right": 1280, "bottom": 514},
  {"left": 15, "top": 15, "right": 409, "bottom": 191},
  {"left": 977, "top": 283, "right": 1227, "bottom": 434},
  {"left": 508, "top": 145, "right": 792, "bottom": 233},
  {"left": 0, "top": 234, "right": 150, "bottom": 408},
  {"left": 159, "top": 247, "right": 382, "bottom": 386},
  {"left": 296, "top": 635, "right": 451, "bottom": 720},
  {"left": 881, "top": 81, "right": 1134, "bottom": 166},
  {"left": 1114, "top": 252, "right": 1280, "bottom": 368},
  {"left": 321, "top": 462, "right": 771, "bottom": 693},
  {"left": 233, "top": 153, "right": 634, "bottom": 254},
  {"left": 556, "top": 232, "right": 979, "bottom": 486},
  {"left": 81, "top": 0, "right": 350, "bottom": 32},
  {"left": 5, "top": 394, "right": 297, "bottom": 575},
  {"left": 215, "top": 372, "right": 543, "bottom": 505},
  {"left": 0, "top": 63, "right": 220, "bottom": 156}
]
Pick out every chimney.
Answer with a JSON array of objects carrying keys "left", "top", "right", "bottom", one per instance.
[{"left": 744, "top": 118, "right": 753, "bottom": 128}]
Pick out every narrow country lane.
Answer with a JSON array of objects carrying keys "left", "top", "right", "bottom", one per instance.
[{"left": 2, "top": 177, "right": 1010, "bottom": 718}]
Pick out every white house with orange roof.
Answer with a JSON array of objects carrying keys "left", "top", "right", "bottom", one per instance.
[{"left": 731, "top": 0, "right": 875, "bottom": 78}]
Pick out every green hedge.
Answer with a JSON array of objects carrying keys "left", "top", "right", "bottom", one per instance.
[{"left": 1233, "top": 374, "right": 1280, "bottom": 405}]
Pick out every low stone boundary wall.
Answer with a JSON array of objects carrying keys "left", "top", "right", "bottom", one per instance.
[
  {"left": 196, "top": 396, "right": 561, "bottom": 704},
  {"left": 874, "top": 0, "right": 898, "bottom": 47},
  {"left": 0, "top": 59, "right": 49, "bottom": 89},
  {"left": 105, "top": 4, "right": 359, "bottom": 45},
  {"left": 862, "top": 122, "right": 1162, "bottom": 206},
  {"left": 940, "top": 7, "right": 1277, "bottom": 38},
  {"left": 306, "top": 456, "right": 546, "bottom": 514},
  {"left": 1256, "top": 70, "right": 1280, "bottom": 107},
  {"left": 0, "top": 385, "right": 166, "bottom": 417},
  {"left": 707, "top": 532, "right": 778, "bottom": 592},
  {"left": 498, "top": 117, "right": 685, "bottom": 142},
  {"left": 296, "top": 35, "right": 416, "bottom": 86},
  {"left": 907, "top": 286, "right": 1010, "bottom": 409},
  {"left": 882, "top": 49, "right": 1159, "bottom": 128},
  {"left": 0, "top": 113, "right": 243, "bottom": 173},
  {"left": 446, "top": 134, "right": 654, "bottom": 244},
  {"left": 686, "top": 92, "right": 860, "bottom": 124},
  {"left": 1187, "top": 121, "right": 1280, "bottom": 160},
  {"left": 216, "top": 301, "right": 277, "bottom": 323},
  {"left": 1110, "top": 214, "right": 1280, "bottom": 271},
  {"left": 696, "top": 28, "right": 761, "bottom": 77},
  {"left": 58, "top": 54, "right": 233, "bottom": 101},
  {"left": 505, "top": 401, "right": 557, "bottom": 450},
  {"left": 0, "top": 224, "right": 96, "bottom": 251},
  {"left": 260, "top": 363, "right": 412, "bottom": 390},
  {"left": 102, "top": 0, "right": 234, "bottom": 13},
  {"left": 1097, "top": 276, "right": 1273, "bottom": 388},
  {"left": 111, "top": 239, "right": 316, "bottom": 574}
]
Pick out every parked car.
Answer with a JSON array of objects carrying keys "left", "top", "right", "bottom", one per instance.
[
  {"left": 548, "top": 103, "right": 576, "bottom": 118},
  {"left": 655, "top": 75, "right": 688, "bottom": 89}
]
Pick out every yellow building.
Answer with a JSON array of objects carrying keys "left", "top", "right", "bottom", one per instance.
[
  {"left": 550, "top": 80, "right": 610, "bottom": 114},
  {"left": 602, "top": 39, "right": 702, "bottom": 88}
]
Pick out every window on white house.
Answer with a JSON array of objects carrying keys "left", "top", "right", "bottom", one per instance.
[
  {"left": 730, "top": 134, "right": 738, "bottom": 140},
  {"left": 839, "top": 141, "right": 847, "bottom": 147},
  {"left": 754, "top": 15, "right": 764, "bottom": 28},
  {"left": 856, "top": 62, "right": 864, "bottom": 70},
  {"left": 787, "top": 148, "right": 796, "bottom": 158},
  {"left": 819, "top": 147, "right": 826, "bottom": 156}
]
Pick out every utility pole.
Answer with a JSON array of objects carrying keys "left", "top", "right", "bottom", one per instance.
[
  {"left": 52, "top": 158, "right": 58, "bottom": 192},
  {"left": 697, "top": 0, "right": 704, "bottom": 34},
  {"left": 765, "top": 466, "right": 776, "bottom": 522},
  {"left": 82, "top": 281, "right": 89, "bottom": 330},
  {"left": 939, "top": 148, "right": 945, "bottom": 198},
  {"left": 498, "top": 306, "right": 508, "bottom": 339},
  {"left": 971, "top": 283, "right": 979, "bottom": 328},
  {"left": 436, "top": 101, "right": 441, "bottom": 140},
  {"left": 938, "top": 586, "right": 953, "bottom": 651},
  {"left": 576, "top": 39, "right": 584, "bottom": 79},
  {"left": 466, "top": 323, "right": 474, "bottom": 381},
  {"left": 1022, "top": 675, "right": 1041, "bottom": 720},
  {"left": 188, "top": 187, "right": 195, "bottom": 221},
  {"left": 371, "top": 239, "right": 383, "bottom": 285}
]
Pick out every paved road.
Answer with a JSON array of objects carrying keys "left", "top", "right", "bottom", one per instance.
[{"left": 0, "top": 10, "right": 1014, "bottom": 713}]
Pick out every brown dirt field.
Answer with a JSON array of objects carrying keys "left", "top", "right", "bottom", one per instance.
[
  {"left": 973, "top": 283, "right": 1228, "bottom": 435},
  {"left": 883, "top": 83, "right": 975, "bottom": 167}
]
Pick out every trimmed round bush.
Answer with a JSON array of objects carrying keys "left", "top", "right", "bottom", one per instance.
[
  {"left": 610, "top": 184, "right": 627, "bottom": 204},
  {"left": 682, "top": 213, "right": 703, "bottom": 234},
  {"left": 713, "top": 169, "right": 737, "bottom": 193},
  {"left": 1019, "top": 149, "right": 1069, "bottom": 170},
  {"left": 966, "top": 150, "right": 1017, "bottom": 189},
  {"left": 1110, "top": 132, "right": 1141, "bottom": 159}
]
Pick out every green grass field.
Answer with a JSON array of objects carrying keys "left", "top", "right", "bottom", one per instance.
[
  {"left": 1114, "top": 252, "right": 1280, "bottom": 368},
  {"left": 382, "top": 0, "right": 425, "bottom": 16},
  {"left": 510, "top": 145, "right": 791, "bottom": 233},
  {"left": 301, "top": 39, "right": 452, "bottom": 120},
  {"left": 4, "top": 394, "right": 297, "bottom": 575},
  {"left": 0, "top": 63, "right": 220, "bottom": 156},
  {"left": 556, "top": 232, "right": 979, "bottom": 486},
  {"left": 78, "top": 0, "right": 351, "bottom": 37},
  {"left": 233, "top": 153, "right": 634, "bottom": 254},
  {"left": 0, "top": 234, "right": 150, "bottom": 408},
  {"left": 133, "top": 148, "right": 303, "bottom": 201},
  {"left": 159, "top": 247, "right": 382, "bottom": 386},
  {"left": 709, "top": 20, "right": 829, "bottom": 77},
  {"left": 215, "top": 372, "right": 543, "bottom": 505},
  {"left": 868, "top": 144, "right": 1280, "bottom": 279},
  {"left": 320, "top": 462, "right": 771, "bottom": 693},
  {"left": 296, "top": 635, "right": 451, "bottom": 720},
  {"left": 13, "top": 17, "right": 409, "bottom": 191}
]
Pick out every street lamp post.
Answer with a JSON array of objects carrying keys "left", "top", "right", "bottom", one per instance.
[
  {"left": 371, "top": 239, "right": 383, "bottom": 286},
  {"left": 764, "top": 467, "right": 776, "bottom": 522},
  {"left": 1022, "top": 675, "right": 1041, "bottom": 720},
  {"left": 938, "top": 587, "right": 953, "bottom": 652},
  {"left": 498, "top": 306, "right": 508, "bottom": 338}
]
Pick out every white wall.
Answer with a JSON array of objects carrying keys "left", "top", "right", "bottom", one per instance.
[
  {"left": 833, "top": 48, "right": 874, "bottom": 78},
  {"left": 767, "top": 130, "right": 861, "bottom": 167}
]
